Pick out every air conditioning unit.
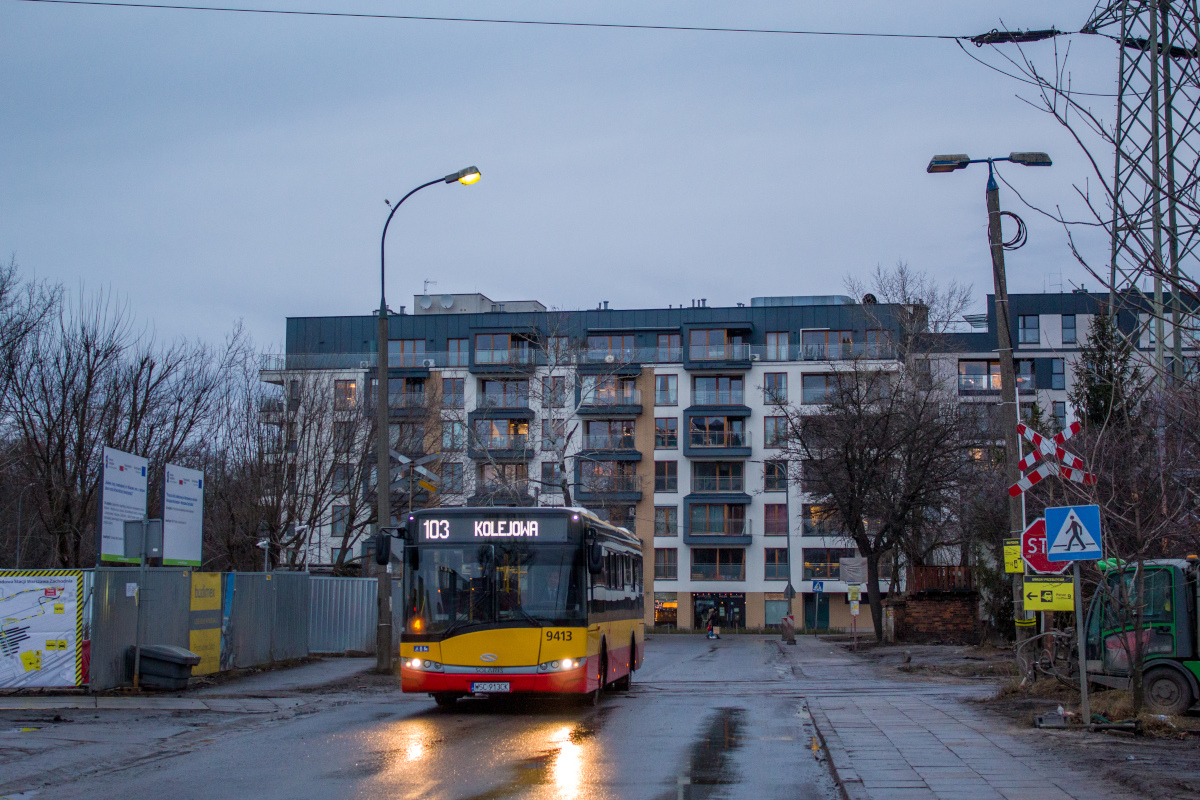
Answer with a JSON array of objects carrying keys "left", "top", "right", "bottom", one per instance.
[
  {"left": 750, "top": 354, "right": 761, "bottom": 362},
  {"left": 604, "top": 354, "right": 615, "bottom": 363},
  {"left": 422, "top": 358, "right": 437, "bottom": 368},
  {"left": 359, "top": 360, "right": 370, "bottom": 369}
]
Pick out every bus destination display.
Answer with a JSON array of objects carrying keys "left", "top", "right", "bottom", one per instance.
[{"left": 417, "top": 515, "right": 570, "bottom": 542}]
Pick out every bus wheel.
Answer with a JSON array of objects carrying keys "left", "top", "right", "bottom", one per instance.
[
  {"left": 433, "top": 693, "right": 459, "bottom": 709},
  {"left": 589, "top": 649, "right": 608, "bottom": 706},
  {"left": 612, "top": 636, "right": 635, "bottom": 691},
  {"left": 1144, "top": 668, "right": 1193, "bottom": 716}
]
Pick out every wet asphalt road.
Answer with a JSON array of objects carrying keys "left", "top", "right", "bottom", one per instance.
[{"left": 13, "top": 636, "right": 838, "bottom": 800}]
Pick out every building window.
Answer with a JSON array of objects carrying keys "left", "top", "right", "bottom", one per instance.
[
  {"left": 803, "top": 547, "right": 857, "bottom": 580},
  {"left": 657, "top": 333, "right": 682, "bottom": 362},
  {"left": 654, "top": 506, "right": 678, "bottom": 536},
  {"left": 765, "top": 549, "right": 789, "bottom": 581},
  {"left": 328, "top": 505, "right": 348, "bottom": 542},
  {"left": 442, "top": 421, "right": 466, "bottom": 451},
  {"left": 475, "top": 333, "right": 529, "bottom": 364},
  {"left": 334, "top": 380, "right": 357, "bottom": 410},
  {"left": 541, "top": 418, "right": 566, "bottom": 449},
  {"left": 764, "top": 416, "right": 787, "bottom": 448},
  {"left": 479, "top": 462, "right": 528, "bottom": 490},
  {"left": 655, "top": 417, "right": 678, "bottom": 449},
  {"left": 655, "top": 549, "right": 678, "bottom": 581},
  {"left": 654, "top": 461, "right": 678, "bottom": 493},
  {"left": 333, "top": 421, "right": 353, "bottom": 452},
  {"left": 764, "top": 504, "right": 788, "bottom": 535},
  {"left": 692, "top": 461, "right": 744, "bottom": 492},
  {"left": 1052, "top": 401, "right": 1067, "bottom": 431},
  {"left": 442, "top": 377, "right": 464, "bottom": 408},
  {"left": 1061, "top": 315, "right": 1076, "bottom": 345},
  {"left": 689, "top": 504, "right": 746, "bottom": 535},
  {"left": 1051, "top": 358, "right": 1065, "bottom": 390},
  {"left": 393, "top": 339, "right": 426, "bottom": 367},
  {"left": 958, "top": 360, "right": 1001, "bottom": 392},
  {"left": 766, "top": 332, "right": 789, "bottom": 361},
  {"left": 332, "top": 463, "right": 351, "bottom": 495},
  {"left": 764, "top": 460, "right": 787, "bottom": 492},
  {"left": 802, "top": 330, "right": 852, "bottom": 360},
  {"left": 802, "top": 504, "right": 835, "bottom": 536},
  {"left": 547, "top": 336, "right": 569, "bottom": 364},
  {"left": 688, "top": 416, "right": 746, "bottom": 448},
  {"left": 441, "top": 462, "right": 465, "bottom": 494},
  {"left": 540, "top": 461, "right": 563, "bottom": 491},
  {"left": 655, "top": 374, "right": 678, "bottom": 405},
  {"left": 587, "top": 334, "right": 634, "bottom": 361},
  {"left": 583, "top": 419, "right": 635, "bottom": 449},
  {"left": 690, "top": 548, "right": 745, "bottom": 581},
  {"left": 543, "top": 375, "right": 567, "bottom": 407},
  {"left": 448, "top": 338, "right": 469, "bottom": 367},
  {"left": 474, "top": 419, "right": 528, "bottom": 449},
  {"left": 764, "top": 372, "right": 787, "bottom": 404},
  {"left": 689, "top": 329, "right": 744, "bottom": 360},
  {"left": 865, "top": 330, "right": 891, "bottom": 357},
  {"left": 480, "top": 379, "right": 529, "bottom": 408},
  {"left": 1016, "top": 360, "right": 1034, "bottom": 392},
  {"left": 655, "top": 592, "right": 678, "bottom": 625},
  {"left": 1018, "top": 315, "right": 1040, "bottom": 345},
  {"left": 582, "top": 375, "right": 638, "bottom": 405},
  {"left": 801, "top": 374, "right": 835, "bottom": 404},
  {"left": 693, "top": 376, "right": 743, "bottom": 405}
]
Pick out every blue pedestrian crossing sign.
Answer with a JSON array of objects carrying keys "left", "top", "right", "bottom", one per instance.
[
  {"left": 812, "top": 581, "right": 824, "bottom": 593},
  {"left": 1045, "top": 505, "right": 1103, "bottom": 562}
]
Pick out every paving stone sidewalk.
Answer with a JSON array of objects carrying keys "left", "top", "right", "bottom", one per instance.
[{"left": 781, "top": 640, "right": 1129, "bottom": 800}]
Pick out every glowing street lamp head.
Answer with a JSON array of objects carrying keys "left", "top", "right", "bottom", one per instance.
[{"left": 445, "top": 166, "right": 482, "bottom": 185}]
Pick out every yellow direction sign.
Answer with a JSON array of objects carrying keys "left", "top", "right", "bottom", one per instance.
[
  {"left": 1003, "top": 538, "right": 1023, "bottom": 573},
  {"left": 1024, "top": 576, "right": 1074, "bottom": 611},
  {"left": 847, "top": 585, "right": 861, "bottom": 602}
]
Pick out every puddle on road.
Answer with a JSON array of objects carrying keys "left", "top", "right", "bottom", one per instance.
[{"left": 671, "top": 707, "right": 745, "bottom": 798}]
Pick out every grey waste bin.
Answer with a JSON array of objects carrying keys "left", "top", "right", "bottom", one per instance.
[{"left": 126, "top": 645, "right": 202, "bottom": 690}]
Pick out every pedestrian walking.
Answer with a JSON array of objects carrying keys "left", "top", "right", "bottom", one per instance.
[{"left": 706, "top": 607, "right": 720, "bottom": 639}]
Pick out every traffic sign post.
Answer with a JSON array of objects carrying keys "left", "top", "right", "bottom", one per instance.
[
  {"left": 812, "top": 581, "right": 824, "bottom": 594},
  {"left": 1021, "top": 519, "right": 1070, "bottom": 575}
]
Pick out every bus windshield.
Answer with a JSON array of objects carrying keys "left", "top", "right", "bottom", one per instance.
[{"left": 406, "top": 543, "right": 585, "bottom": 635}]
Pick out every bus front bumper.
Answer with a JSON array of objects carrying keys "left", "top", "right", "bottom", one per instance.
[{"left": 401, "top": 664, "right": 589, "bottom": 695}]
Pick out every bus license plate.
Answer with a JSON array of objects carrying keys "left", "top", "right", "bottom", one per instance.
[{"left": 471, "top": 682, "right": 510, "bottom": 693}]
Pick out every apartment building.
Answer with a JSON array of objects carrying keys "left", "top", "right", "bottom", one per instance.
[{"left": 259, "top": 288, "right": 1191, "bottom": 632}]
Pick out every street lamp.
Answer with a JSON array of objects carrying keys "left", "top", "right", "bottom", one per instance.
[
  {"left": 375, "top": 166, "right": 481, "bottom": 673},
  {"left": 927, "top": 151, "right": 1050, "bottom": 635}
]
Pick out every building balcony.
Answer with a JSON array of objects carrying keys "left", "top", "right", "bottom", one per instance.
[
  {"left": 690, "top": 477, "right": 745, "bottom": 493},
  {"left": 691, "top": 389, "right": 744, "bottom": 405},
  {"left": 476, "top": 393, "right": 531, "bottom": 410},
  {"left": 688, "top": 565, "right": 747, "bottom": 582},
  {"left": 468, "top": 481, "right": 536, "bottom": 507},
  {"left": 468, "top": 433, "right": 534, "bottom": 461},
  {"left": 575, "top": 474, "right": 645, "bottom": 502},
  {"left": 683, "top": 518, "right": 752, "bottom": 546},
  {"left": 795, "top": 343, "right": 896, "bottom": 361},
  {"left": 581, "top": 432, "right": 638, "bottom": 450},
  {"left": 578, "top": 388, "right": 642, "bottom": 415},
  {"left": 685, "top": 344, "right": 753, "bottom": 371}
]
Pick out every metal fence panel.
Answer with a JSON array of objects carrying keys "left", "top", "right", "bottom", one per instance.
[
  {"left": 271, "top": 572, "right": 310, "bottom": 661},
  {"left": 225, "top": 573, "right": 274, "bottom": 669},
  {"left": 88, "top": 567, "right": 191, "bottom": 691},
  {"left": 309, "top": 577, "right": 376, "bottom": 654}
]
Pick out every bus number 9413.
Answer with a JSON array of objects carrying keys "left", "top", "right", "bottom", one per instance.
[
  {"left": 422, "top": 519, "right": 450, "bottom": 539},
  {"left": 544, "top": 630, "right": 573, "bottom": 642}
]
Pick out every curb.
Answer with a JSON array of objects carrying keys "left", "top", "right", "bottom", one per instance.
[{"left": 809, "top": 704, "right": 868, "bottom": 800}]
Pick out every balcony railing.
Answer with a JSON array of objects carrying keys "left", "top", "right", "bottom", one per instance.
[
  {"left": 689, "top": 344, "right": 752, "bottom": 361},
  {"left": 475, "top": 348, "right": 536, "bottom": 365},
  {"left": 690, "top": 477, "right": 745, "bottom": 492},
  {"left": 691, "top": 389, "right": 744, "bottom": 405},
  {"left": 258, "top": 398, "right": 285, "bottom": 414},
  {"left": 765, "top": 563, "right": 790, "bottom": 581},
  {"left": 689, "top": 519, "right": 752, "bottom": 537},
  {"left": 580, "top": 388, "right": 642, "bottom": 406},
  {"left": 260, "top": 351, "right": 460, "bottom": 371},
  {"left": 803, "top": 561, "right": 894, "bottom": 581},
  {"left": 367, "top": 391, "right": 427, "bottom": 409},
  {"left": 580, "top": 474, "right": 644, "bottom": 493},
  {"left": 477, "top": 392, "right": 531, "bottom": 409},
  {"left": 958, "top": 374, "right": 1034, "bottom": 394},
  {"left": 909, "top": 565, "right": 974, "bottom": 593},
  {"left": 689, "top": 564, "right": 747, "bottom": 581},
  {"left": 474, "top": 433, "right": 529, "bottom": 450},
  {"left": 688, "top": 430, "right": 748, "bottom": 448},
  {"left": 582, "top": 432, "right": 637, "bottom": 449}
]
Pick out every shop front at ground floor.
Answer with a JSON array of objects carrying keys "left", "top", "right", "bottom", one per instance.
[{"left": 652, "top": 589, "right": 866, "bottom": 631}]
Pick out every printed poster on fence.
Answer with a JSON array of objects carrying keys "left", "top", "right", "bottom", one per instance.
[
  {"left": 0, "top": 570, "right": 84, "bottom": 688},
  {"left": 163, "top": 463, "right": 204, "bottom": 566},
  {"left": 99, "top": 446, "right": 148, "bottom": 563},
  {"left": 188, "top": 572, "right": 221, "bottom": 675}
]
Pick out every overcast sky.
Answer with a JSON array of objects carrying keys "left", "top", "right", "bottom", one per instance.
[{"left": 1, "top": 1, "right": 1117, "bottom": 349}]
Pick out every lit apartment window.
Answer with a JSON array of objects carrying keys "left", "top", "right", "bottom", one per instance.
[
  {"left": 1018, "top": 315, "right": 1039, "bottom": 344},
  {"left": 1061, "top": 315, "right": 1076, "bottom": 344},
  {"left": 334, "top": 380, "right": 357, "bottom": 410},
  {"left": 958, "top": 360, "right": 1001, "bottom": 392},
  {"left": 688, "top": 416, "right": 746, "bottom": 448}
]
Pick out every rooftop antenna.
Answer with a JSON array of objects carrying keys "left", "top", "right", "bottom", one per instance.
[{"left": 423, "top": 279, "right": 438, "bottom": 294}]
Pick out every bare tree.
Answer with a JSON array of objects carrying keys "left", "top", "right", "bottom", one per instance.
[{"left": 845, "top": 260, "right": 975, "bottom": 336}]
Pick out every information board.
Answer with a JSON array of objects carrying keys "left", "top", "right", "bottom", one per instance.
[
  {"left": 0, "top": 570, "right": 84, "bottom": 688},
  {"left": 99, "top": 446, "right": 148, "bottom": 563},
  {"left": 163, "top": 463, "right": 204, "bottom": 566},
  {"left": 188, "top": 572, "right": 221, "bottom": 675},
  {"left": 1024, "top": 576, "right": 1075, "bottom": 611}
]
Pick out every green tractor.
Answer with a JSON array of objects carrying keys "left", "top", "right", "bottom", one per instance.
[{"left": 1084, "top": 557, "right": 1200, "bottom": 715}]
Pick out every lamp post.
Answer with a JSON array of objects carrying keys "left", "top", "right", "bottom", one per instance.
[
  {"left": 375, "top": 166, "right": 481, "bottom": 672},
  {"left": 927, "top": 152, "right": 1051, "bottom": 642}
]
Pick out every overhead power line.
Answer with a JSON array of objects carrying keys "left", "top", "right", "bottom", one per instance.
[{"left": 4, "top": 0, "right": 1020, "bottom": 41}]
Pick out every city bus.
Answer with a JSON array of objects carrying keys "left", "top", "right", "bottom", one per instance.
[{"left": 393, "top": 506, "right": 644, "bottom": 707}]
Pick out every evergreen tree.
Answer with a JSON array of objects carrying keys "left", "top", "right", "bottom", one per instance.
[{"left": 1068, "top": 312, "right": 1143, "bottom": 427}]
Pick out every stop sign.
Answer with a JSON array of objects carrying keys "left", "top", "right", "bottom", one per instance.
[{"left": 1021, "top": 519, "right": 1070, "bottom": 575}]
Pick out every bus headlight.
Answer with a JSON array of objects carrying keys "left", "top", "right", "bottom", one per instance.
[
  {"left": 538, "top": 659, "right": 579, "bottom": 672},
  {"left": 405, "top": 658, "right": 443, "bottom": 671}
]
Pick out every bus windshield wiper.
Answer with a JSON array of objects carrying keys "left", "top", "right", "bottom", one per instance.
[{"left": 511, "top": 605, "right": 541, "bottom": 627}]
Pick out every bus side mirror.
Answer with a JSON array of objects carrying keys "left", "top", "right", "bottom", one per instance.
[
  {"left": 373, "top": 533, "right": 391, "bottom": 566},
  {"left": 587, "top": 542, "right": 604, "bottom": 575}
]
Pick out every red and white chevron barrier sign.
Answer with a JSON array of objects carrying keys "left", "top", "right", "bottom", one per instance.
[{"left": 1009, "top": 422, "right": 1096, "bottom": 496}]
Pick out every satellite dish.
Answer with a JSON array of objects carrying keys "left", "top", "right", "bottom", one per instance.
[
  {"left": 604, "top": 354, "right": 615, "bottom": 363},
  {"left": 862, "top": 293, "right": 878, "bottom": 305},
  {"left": 439, "top": 294, "right": 454, "bottom": 309},
  {"left": 419, "top": 295, "right": 433, "bottom": 310}
]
